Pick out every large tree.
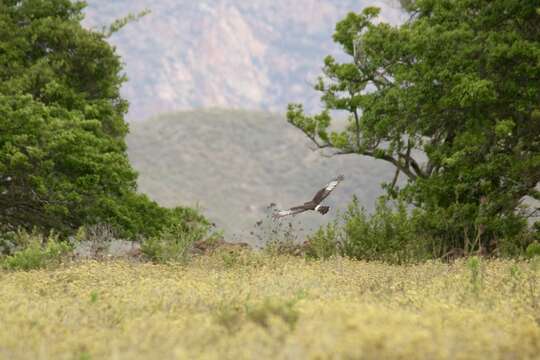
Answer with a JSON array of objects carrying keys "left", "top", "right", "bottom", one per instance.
[
  {"left": 0, "top": 0, "right": 204, "bottom": 238},
  {"left": 288, "top": 0, "right": 540, "bottom": 253}
]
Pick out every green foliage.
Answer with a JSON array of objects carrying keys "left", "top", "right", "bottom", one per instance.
[
  {"left": 89, "top": 291, "right": 99, "bottom": 304},
  {"left": 100, "top": 8, "right": 151, "bottom": 37},
  {"left": 315, "top": 195, "right": 537, "bottom": 263},
  {"left": 0, "top": 1, "right": 206, "bottom": 239},
  {"left": 287, "top": 1, "right": 540, "bottom": 256},
  {"left": 141, "top": 208, "right": 211, "bottom": 263},
  {"left": 1, "top": 230, "right": 71, "bottom": 270},
  {"left": 526, "top": 241, "right": 540, "bottom": 259},
  {"left": 340, "top": 196, "right": 430, "bottom": 264},
  {"left": 466, "top": 256, "right": 484, "bottom": 296},
  {"left": 304, "top": 221, "right": 340, "bottom": 259},
  {"left": 301, "top": 196, "right": 432, "bottom": 264}
]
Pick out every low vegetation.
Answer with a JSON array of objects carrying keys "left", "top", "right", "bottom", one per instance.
[
  {"left": 0, "top": 230, "right": 71, "bottom": 271},
  {"left": 0, "top": 254, "right": 538, "bottom": 359},
  {"left": 270, "top": 196, "right": 537, "bottom": 263},
  {"left": 140, "top": 207, "right": 213, "bottom": 264}
]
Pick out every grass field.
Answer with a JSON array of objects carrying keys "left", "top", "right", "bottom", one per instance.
[{"left": 0, "top": 253, "right": 539, "bottom": 359}]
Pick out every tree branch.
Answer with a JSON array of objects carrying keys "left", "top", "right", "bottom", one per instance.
[
  {"left": 352, "top": 107, "right": 361, "bottom": 150},
  {"left": 364, "top": 149, "right": 417, "bottom": 180},
  {"left": 289, "top": 112, "right": 421, "bottom": 180},
  {"left": 390, "top": 167, "right": 401, "bottom": 190},
  {"left": 304, "top": 133, "right": 333, "bottom": 150}
]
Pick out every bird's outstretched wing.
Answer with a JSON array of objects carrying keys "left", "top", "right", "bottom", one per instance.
[
  {"left": 272, "top": 205, "right": 308, "bottom": 219},
  {"left": 311, "top": 175, "right": 345, "bottom": 205}
]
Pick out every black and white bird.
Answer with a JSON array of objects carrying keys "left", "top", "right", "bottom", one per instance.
[{"left": 273, "top": 175, "right": 344, "bottom": 219}]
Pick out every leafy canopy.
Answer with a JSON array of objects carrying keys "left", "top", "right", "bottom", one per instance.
[
  {"left": 288, "top": 0, "right": 540, "bottom": 253},
  {"left": 0, "top": 0, "right": 206, "bottom": 238}
]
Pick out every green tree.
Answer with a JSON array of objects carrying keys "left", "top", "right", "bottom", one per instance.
[
  {"left": 0, "top": 0, "right": 205, "bottom": 238},
  {"left": 288, "top": 0, "right": 540, "bottom": 255}
]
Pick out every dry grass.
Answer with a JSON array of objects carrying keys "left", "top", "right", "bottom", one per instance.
[{"left": 0, "top": 252, "right": 539, "bottom": 359}]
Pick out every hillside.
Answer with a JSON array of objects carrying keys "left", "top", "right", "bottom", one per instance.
[
  {"left": 82, "top": 0, "right": 406, "bottom": 121},
  {"left": 126, "top": 109, "right": 395, "bottom": 243}
]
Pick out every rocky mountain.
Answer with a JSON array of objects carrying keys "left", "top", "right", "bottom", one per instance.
[
  {"left": 83, "top": 0, "right": 406, "bottom": 121},
  {"left": 127, "top": 110, "right": 396, "bottom": 244}
]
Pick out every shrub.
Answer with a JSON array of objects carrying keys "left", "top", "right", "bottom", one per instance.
[
  {"left": 1, "top": 231, "right": 72, "bottom": 271},
  {"left": 141, "top": 207, "right": 210, "bottom": 263},
  {"left": 304, "top": 221, "right": 340, "bottom": 259},
  {"left": 526, "top": 241, "right": 540, "bottom": 259},
  {"left": 340, "top": 197, "right": 430, "bottom": 264},
  {"left": 307, "top": 195, "right": 537, "bottom": 263},
  {"left": 495, "top": 225, "right": 537, "bottom": 258},
  {"left": 141, "top": 230, "right": 195, "bottom": 264}
]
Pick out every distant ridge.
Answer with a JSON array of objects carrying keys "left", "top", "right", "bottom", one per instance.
[
  {"left": 126, "top": 109, "right": 395, "bottom": 243},
  {"left": 83, "top": 0, "right": 406, "bottom": 121}
]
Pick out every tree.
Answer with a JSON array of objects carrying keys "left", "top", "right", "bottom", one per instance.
[
  {"left": 0, "top": 0, "right": 205, "bottom": 238},
  {"left": 287, "top": 0, "right": 540, "bottom": 254}
]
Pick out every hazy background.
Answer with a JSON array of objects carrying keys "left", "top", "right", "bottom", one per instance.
[{"left": 82, "top": 1, "right": 408, "bottom": 242}]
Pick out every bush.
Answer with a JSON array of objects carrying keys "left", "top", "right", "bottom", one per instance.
[
  {"left": 526, "top": 241, "right": 540, "bottom": 259},
  {"left": 141, "top": 226, "right": 199, "bottom": 264},
  {"left": 141, "top": 207, "right": 211, "bottom": 263},
  {"left": 262, "top": 196, "right": 431, "bottom": 263},
  {"left": 304, "top": 221, "right": 340, "bottom": 259},
  {"left": 1, "top": 231, "right": 72, "bottom": 271},
  {"left": 312, "top": 196, "right": 537, "bottom": 263},
  {"left": 340, "top": 197, "right": 430, "bottom": 264}
]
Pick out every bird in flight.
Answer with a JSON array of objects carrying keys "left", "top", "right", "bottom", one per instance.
[{"left": 273, "top": 175, "right": 345, "bottom": 219}]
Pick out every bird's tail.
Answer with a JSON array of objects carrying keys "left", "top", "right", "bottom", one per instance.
[{"left": 317, "top": 206, "right": 329, "bottom": 215}]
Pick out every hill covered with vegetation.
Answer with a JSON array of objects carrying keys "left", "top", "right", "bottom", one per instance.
[{"left": 126, "top": 109, "right": 395, "bottom": 243}]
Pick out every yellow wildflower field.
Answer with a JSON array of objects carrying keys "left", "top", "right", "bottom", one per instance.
[{"left": 0, "top": 253, "right": 539, "bottom": 359}]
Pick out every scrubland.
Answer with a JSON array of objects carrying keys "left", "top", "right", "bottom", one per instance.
[{"left": 0, "top": 253, "right": 539, "bottom": 359}]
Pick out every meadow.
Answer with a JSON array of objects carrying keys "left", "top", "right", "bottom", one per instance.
[{"left": 0, "top": 252, "right": 539, "bottom": 359}]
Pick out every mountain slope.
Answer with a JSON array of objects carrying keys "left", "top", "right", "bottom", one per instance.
[
  {"left": 127, "top": 110, "right": 395, "bottom": 243},
  {"left": 83, "top": 0, "right": 406, "bottom": 121}
]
